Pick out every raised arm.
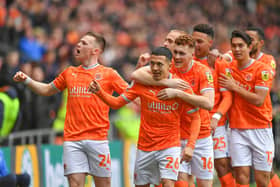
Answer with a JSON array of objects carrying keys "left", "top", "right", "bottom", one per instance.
[
  {"left": 13, "top": 71, "right": 58, "bottom": 96},
  {"left": 88, "top": 80, "right": 128, "bottom": 109}
]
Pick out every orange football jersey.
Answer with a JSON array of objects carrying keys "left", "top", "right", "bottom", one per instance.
[
  {"left": 229, "top": 59, "right": 273, "bottom": 129},
  {"left": 120, "top": 74, "right": 199, "bottom": 151},
  {"left": 256, "top": 52, "right": 276, "bottom": 77},
  {"left": 194, "top": 57, "right": 232, "bottom": 127},
  {"left": 171, "top": 60, "right": 214, "bottom": 139},
  {"left": 52, "top": 64, "right": 128, "bottom": 141}
]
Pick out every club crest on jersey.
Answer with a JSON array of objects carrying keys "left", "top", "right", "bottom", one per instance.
[
  {"left": 271, "top": 60, "right": 276, "bottom": 69},
  {"left": 95, "top": 73, "right": 102, "bottom": 80},
  {"left": 205, "top": 72, "right": 214, "bottom": 83},
  {"left": 261, "top": 71, "right": 269, "bottom": 81},
  {"left": 244, "top": 73, "right": 252, "bottom": 81},
  {"left": 225, "top": 68, "right": 232, "bottom": 78}
]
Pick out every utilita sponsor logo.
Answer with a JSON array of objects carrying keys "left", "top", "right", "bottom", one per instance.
[
  {"left": 69, "top": 86, "right": 92, "bottom": 97},
  {"left": 148, "top": 101, "right": 179, "bottom": 113}
]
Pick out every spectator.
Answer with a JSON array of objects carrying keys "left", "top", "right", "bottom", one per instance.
[{"left": 0, "top": 149, "right": 30, "bottom": 187}]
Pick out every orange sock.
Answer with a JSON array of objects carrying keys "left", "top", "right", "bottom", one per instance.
[
  {"left": 236, "top": 184, "right": 249, "bottom": 187},
  {"left": 219, "top": 172, "right": 236, "bottom": 187},
  {"left": 271, "top": 174, "right": 280, "bottom": 187},
  {"left": 175, "top": 181, "right": 188, "bottom": 187}
]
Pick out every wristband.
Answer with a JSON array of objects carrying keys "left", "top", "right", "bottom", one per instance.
[
  {"left": 212, "top": 113, "right": 222, "bottom": 121},
  {"left": 24, "top": 77, "right": 31, "bottom": 85}
]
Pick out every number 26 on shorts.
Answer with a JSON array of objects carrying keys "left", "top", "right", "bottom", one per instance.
[{"left": 165, "top": 156, "right": 180, "bottom": 170}]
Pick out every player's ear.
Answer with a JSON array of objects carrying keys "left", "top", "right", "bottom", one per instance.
[
  {"left": 168, "top": 60, "right": 171, "bottom": 70},
  {"left": 92, "top": 48, "right": 100, "bottom": 55},
  {"left": 209, "top": 39, "right": 213, "bottom": 47},
  {"left": 260, "top": 39, "right": 264, "bottom": 47},
  {"left": 248, "top": 42, "right": 253, "bottom": 51}
]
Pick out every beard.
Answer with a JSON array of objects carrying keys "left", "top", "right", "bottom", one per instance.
[{"left": 249, "top": 45, "right": 258, "bottom": 56}]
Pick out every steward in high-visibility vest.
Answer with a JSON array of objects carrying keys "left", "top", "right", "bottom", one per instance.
[{"left": 0, "top": 86, "right": 20, "bottom": 137}]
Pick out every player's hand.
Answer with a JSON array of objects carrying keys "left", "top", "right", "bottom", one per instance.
[
  {"left": 13, "top": 71, "right": 28, "bottom": 82},
  {"left": 181, "top": 146, "right": 194, "bottom": 163},
  {"left": 88, "top": 80, "right": 100, "bottom": 93},
  {"left": 136, "top": 53, "right": 150, "bottom": 69},
  {"left": 208, "top": 49, "right": 221, "bottom": 69},
  {"left": 164, "top": 79, "right": 190, "bottom": 90},
  {"left": 210, "top": 118, "right": 219, "bottom": 135},
  {"left": 218, "top": 73, "right": 236, "bottom": 91},
  {"left": 157, "top": 88, "right": 178, "bottom": 100}
]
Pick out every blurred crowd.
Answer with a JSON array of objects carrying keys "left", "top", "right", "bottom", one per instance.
[{"left": 0, "top": 0, "right": 280, "bottom": 138}]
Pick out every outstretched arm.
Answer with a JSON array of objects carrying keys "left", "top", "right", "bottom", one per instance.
[
  {"left": 88, "top": 80, "right": 128, "bottom": 109},
  {"left": 13, "top": 71, "right": 58, "bottom": 96}
]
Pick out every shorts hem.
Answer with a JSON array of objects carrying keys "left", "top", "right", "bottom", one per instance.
[
  {"left": 195, "top": 176, "right": 213, "bottom": 180},
  {"left": 179, "top": 170, "right": 191, "bottom": 175},
  {"left": 161, "top": 175, "right": 178, "bottom": 181},
  {"left": 214, "top": 154, "right": 230, "bottom": 159},
  {"left": 88, "top": 171, "right": 112, "bottom": 178},
  {"left": 253, "top": 166, "right": 272, "bottom": 172},
  {"left": 64, "top": 170, "right": 89, "bottom": 176},
  {"left": 232, "top": 163, "right": 251, "bottom": 167}
]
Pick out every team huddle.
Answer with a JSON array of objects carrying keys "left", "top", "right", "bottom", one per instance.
[{"left": 13, "top": 24, "right": 279, "bottom": 187}]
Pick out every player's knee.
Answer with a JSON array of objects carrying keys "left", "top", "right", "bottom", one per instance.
[
  {"left": 214, "top": 158, "right": 231, "bottom": 176},
  {"left": 235, "top": 171, "right": 250, "bottom": 184},
  {"left": 68, "top": 175, "right": 85, "bottom": 187},
  {"left": 93, "top": 176, "right": 111, "bottom": 187},
  {"left": 234, "top": 166, "right": 250, "bottom": 183},
  {"left": 161, "top": 178, "right": 175, "bottom": 187},
  {"left": 255, "top": 172, "right": 270, "bottom": 187}
]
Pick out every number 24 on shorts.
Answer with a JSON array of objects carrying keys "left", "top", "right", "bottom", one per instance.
[{"left": 98, "top": 154, "right": 111, "bottom": 167}]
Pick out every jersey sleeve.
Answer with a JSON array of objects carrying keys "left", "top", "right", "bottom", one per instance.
[
  {"left": 120, "top": 81, "right": 140, "bottom": 103},
  {"left": 255, "top": 64, "right": 273, "bottom": 90},
  {"left": 110, "top": 69, "right": 129, "bottom": 94},
  {"left": 198, "top": 66, "right": 214, "bottom": 94},
  {"left": 181, "top": 88, "right": 199, "bottom": 114},
  {"left": 52, "top": 68, "right": 68, "bottom": 92}
]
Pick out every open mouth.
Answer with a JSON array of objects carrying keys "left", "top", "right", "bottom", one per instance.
[
  {"left": 152, "top": 72, "right": 161, "bottom": 77},
  {"left": 174, "top": 60, "right": 183, "bottom": 66}
]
